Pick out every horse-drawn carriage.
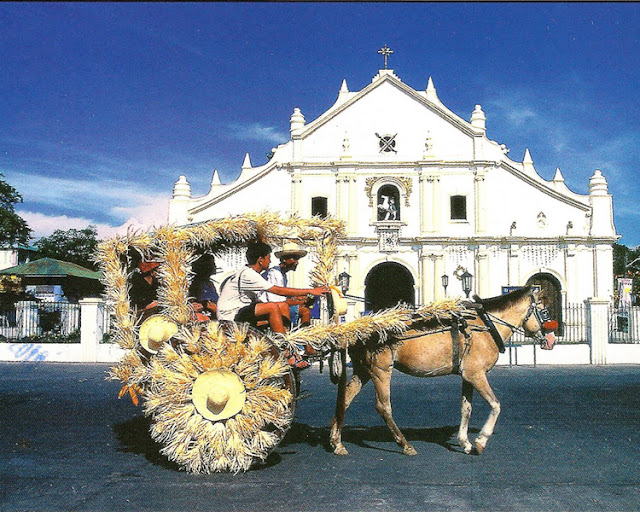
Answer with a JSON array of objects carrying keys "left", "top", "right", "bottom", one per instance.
[{"left": 98, "top": 213, "right": 556, "bottom": 473}]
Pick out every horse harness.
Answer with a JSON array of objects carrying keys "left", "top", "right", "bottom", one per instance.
[{"left": 399, "top": 298, "right": 550, "bottom": 375}]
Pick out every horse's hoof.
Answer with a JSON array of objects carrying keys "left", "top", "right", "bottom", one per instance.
[
  {"left": 403, "top": 446, "right": 417, "bottom": 456},
  {"left": 461, "top": 442, "right": 473, "bottom": 454},
  {"left": 333, "top": 445, "right": 349, "bottom": 456},
  {"left": 474, "top": 441, "right": 485, "bottom": 454}
]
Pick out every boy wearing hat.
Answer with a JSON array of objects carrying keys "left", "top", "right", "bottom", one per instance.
[
  {"left": 259, "top": 242, "right": 312, "bottom": 328},
  {"left": 217, "top": 241, "right": 329, "bottom": 339}
]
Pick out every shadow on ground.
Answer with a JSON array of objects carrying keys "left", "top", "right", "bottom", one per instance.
[
  {"left": 279, "top": 422, "right": 476, "bottom": 454},
  {"left": 112, "top": 416, "right": 476, "bottom": 472},
  {"left": 113, "top": 415, "right": 181, "bottom": 471}
]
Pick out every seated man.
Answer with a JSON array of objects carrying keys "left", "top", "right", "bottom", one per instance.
[
  {"left": 129, "top": 258, "right": 160, "bottom": 321},
  {"left": 217, "top": 241, "right": 329, "bottom": 367},
  {"left": 189, "top": 253, "right": 218, "bottom": 321},
  {"left": 259, "top": 242, "right": 312, "bottom": 329}
]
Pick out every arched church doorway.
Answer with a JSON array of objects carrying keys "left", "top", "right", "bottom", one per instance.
[
  {"left": 526, "top": 273, "right": 564, "bottom": 335},
  {"left": 365, "top": 262, "right": 415, "bottom": 312}
]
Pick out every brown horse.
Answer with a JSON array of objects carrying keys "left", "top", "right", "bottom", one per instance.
[{"left": 329, "top": 286, "right": 556, "bottom": 456}]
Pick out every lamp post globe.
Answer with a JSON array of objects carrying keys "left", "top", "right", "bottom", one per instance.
[
  {"left": 338, "top": 271, "right": 351, "bottom": 295},
  {"left": 461, "top": 271, "right": 473, "bottom": 298}
]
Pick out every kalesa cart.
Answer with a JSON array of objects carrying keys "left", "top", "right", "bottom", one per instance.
[{"left": 98, "top": 213, "right": 481, "bottom": 473}]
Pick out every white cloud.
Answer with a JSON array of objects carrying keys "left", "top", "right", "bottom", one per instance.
[
  {"left": 19, "top": 194, "right": 168, "bottom": 240},
  {"left": 227, "top": 122, "right": 288, "bottom": 143}
]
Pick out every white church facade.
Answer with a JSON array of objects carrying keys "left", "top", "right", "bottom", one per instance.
[{"left": 168, "top": 59, "right": 618, "bottom": 331}]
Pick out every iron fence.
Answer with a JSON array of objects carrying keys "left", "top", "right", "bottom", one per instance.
[
  {"left": 509, "top": 302, "right": 588, "bottom": 345},
  {"left": 0, "top": 301, "right": 81, "bottom": 342},
  {"left": 609, "top": 304, "right": 640, "bottom": 344}
]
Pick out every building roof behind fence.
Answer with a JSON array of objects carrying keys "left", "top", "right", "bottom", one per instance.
[{"left": 0, "top": 257, "right": 102, "bottom": 280}]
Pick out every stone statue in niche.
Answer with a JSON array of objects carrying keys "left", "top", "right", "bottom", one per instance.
[{"left": 377, "top": 185, "right": 400, "bottom": 221}]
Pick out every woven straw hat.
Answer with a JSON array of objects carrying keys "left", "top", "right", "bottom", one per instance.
[
  {"left": 138, "top": 315, "right": 179, "bottom": 354},
  {"left": 274, "top": 242, "right": 307, "bottom": 260},
  {"left": 192, "top": 370, "right": 247, "bottom": 421}
]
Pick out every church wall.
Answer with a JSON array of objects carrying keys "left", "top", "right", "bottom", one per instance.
[
  {"left": 303, "top": 83, "right": 474, "bottom": 162},
  {"left": 483, "top": 168, "right": 589, "bottom": 238},
  {"left": 189, "top": 167, "right": 293, "bottom": 223}
]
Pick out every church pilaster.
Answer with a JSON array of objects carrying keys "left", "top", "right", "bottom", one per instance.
[
  {"left": 474, "top": 169, "right": 487, "bottom": 234},
  {"left": 347, "top": 175, "right": 358, "bottom": 235},
  {"left": 477, "top": 246, "right": 490, "bottom": 297},
  {"left": 420, "top": 172, "right": 440, "bottom": 234},
  {"left": 291, "top": 170, "right": 303, "bottom": 215},
  {"left": 508, "top": 244, "right": 520, "bottom": 286}
]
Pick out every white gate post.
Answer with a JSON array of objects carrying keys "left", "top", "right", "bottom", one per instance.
[
  {"left": 80, "top": 298, "right": 104, "bottom": 363},
  {"left": 587, "top": 297, "right": 610, "bottom": 365}
]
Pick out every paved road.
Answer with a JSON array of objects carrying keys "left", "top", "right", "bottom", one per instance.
[{"left": 0, "top": 362, "right": 639, "bottom": 511}]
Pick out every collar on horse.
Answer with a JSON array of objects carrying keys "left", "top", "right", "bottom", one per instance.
[
  {"left": 473, "top": 295, "right": 549, "bottom": 351},
  {"left": 473, "top": 304, "right": 506, "bottom": 353}
]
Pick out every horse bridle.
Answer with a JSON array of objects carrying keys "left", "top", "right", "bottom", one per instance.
[{"left": 486, "top": 297, "right": 554, "bottom": 349}]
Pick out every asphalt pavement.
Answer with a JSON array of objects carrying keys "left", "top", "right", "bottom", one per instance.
[{"left": 1, "top": 362, "right": 639, "bottom": 512}]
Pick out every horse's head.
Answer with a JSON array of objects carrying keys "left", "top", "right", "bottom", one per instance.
[{"left": 522, "top": 296, "right": 557, "bottom": 350}]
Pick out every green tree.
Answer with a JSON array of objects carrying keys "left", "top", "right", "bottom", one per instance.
[
  {"left": 0, "top": 173, "right": 31, "bottom": 248},
  {"left": 34, "top": 225, "right": 101, "bottom": 270}
]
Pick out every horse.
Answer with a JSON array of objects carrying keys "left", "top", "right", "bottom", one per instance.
[{"left": 329, "top": 286, "right": 556, "bottom": 456}]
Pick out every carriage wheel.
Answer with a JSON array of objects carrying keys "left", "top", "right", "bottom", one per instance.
[{"left": 143, "top": 322, "right": 296, "bottom": 473}]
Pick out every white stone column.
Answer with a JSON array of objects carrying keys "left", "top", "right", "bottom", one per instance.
[
  {"left": 564, "top": 244, "right": 577, "bottom": 302},
  {"left": 419, "top": 254, "right": 428, "bottom": 304},
  {"left": 587, "top": 297, "right": 609, "bottom": 365},
  {"left": 594, "top": 244, "right": 614, "bottom": 299},
  {"left": 508, "top": 244, "right": 520, "bottom": 285},
  {"left": 433, "top": 253, "right": 445, "bottom": 300},
  {"left": 477, "top": 246, "right": 490, "bottom": 297},
  {"left": 432, "top": 176, "right": 442, "bottom": 233},
  {"left": 80, "top": 298, "right": 104, "bottom": 363},
  {"left": 474, "top": 170, "right": 487, "bottom": 234},
  {"left": 423, "top": 254, "right": 436, "bottom": 303},
  {"left": 348, "top": 176, "right": 358, "bottom": 235},
  {"left": 291, "top": 171, "right": 303, "bottom": 216},
  {"left": 335, "top": 173, "right": 345, "bottom": 221},
  {"left": 419, "top": 173, "right": 432, "bottom": 233}
]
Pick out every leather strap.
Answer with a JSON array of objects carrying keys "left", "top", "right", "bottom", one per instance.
[{"left": 477, "top": 307, "right": 506, "bottom": 353}]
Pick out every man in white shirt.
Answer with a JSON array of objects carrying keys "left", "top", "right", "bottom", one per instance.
[
  {"left": 259, "top": 242, "right": 312, "bottom": 328},
  {"left": 217, "top": 241, "right": 328, "bottom": 334}
]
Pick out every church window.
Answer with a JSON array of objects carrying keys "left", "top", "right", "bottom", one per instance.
[
  {"left": 377, "top": 185, "right": 400, "bottom": 221},
  {"left": 450, "top": 195, "right": 467, "bottom": 220},
  {"left": 311, "top": 196, "right": 328, "bottom": 218}
]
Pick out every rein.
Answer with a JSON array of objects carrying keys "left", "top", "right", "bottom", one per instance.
[{"left": 484, "top": 298, "right": 548, "bottom": 347}]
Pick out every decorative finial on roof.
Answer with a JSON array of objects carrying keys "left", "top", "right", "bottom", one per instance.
[
  {"left": 172, "top": 175, "right": 191, "bottom": 199},
  {"left": 426, "top": 76, "right": 439, "bottom": 102},
  {"left": 211, "top": 169, "right": 221, "bottom": 187},
  {"left": 378, "top": 44, "right": 393, "bottom": 69},
  {"left": 290, "top": 107, "right": 305, "bottom": 136},
  {"left": 337, "top": 79, "right": 350, "bottom": 104},
  {"left": 553, "top": 167, "right": 565, "bottom": 183},
  {"left": 589, "top": 169, "right": 609, "bottom": 196},
  {"left": 242, "top": 153, "right": 252, "bottom": 169},
  {"left": 470, "top": 104, "right": 486, "bottom": 132},
  {"left": 523, "top": 148, "right": 535, "bottom": 173}
]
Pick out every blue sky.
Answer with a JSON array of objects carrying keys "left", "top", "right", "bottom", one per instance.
[{"left": 2, "top": 3, "right": 639, "bottom": 245}]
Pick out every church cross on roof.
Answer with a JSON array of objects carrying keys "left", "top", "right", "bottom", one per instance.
[{"left": 378, "top": 44, "right": 394, "bottom": 69}]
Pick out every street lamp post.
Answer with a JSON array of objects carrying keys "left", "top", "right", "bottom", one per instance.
[
  {"left": 338, "top": 271, "right": 351, "bottom": 295},
  {"left": 461, "top": 271, "right": 473, "bottom": 298},
  {"left": 441, "top": 274, "right": 449, "bottom": 296}
]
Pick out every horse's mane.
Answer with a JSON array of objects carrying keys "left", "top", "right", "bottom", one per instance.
[{"left": 472, "top": 286, "right": 533, "bottom": 313}]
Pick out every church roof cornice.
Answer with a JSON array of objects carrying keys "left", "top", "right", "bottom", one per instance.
[{"left": 300, "top": 72, "right": 480, "bottom": 139}]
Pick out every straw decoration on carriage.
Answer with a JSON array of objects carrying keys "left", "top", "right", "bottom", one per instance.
[
  {"left": 143, "top": 323, "right": 294, "bottom": 473},
  {"left": 96, "top": 212, "right": 474, "bottom": 474}
]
